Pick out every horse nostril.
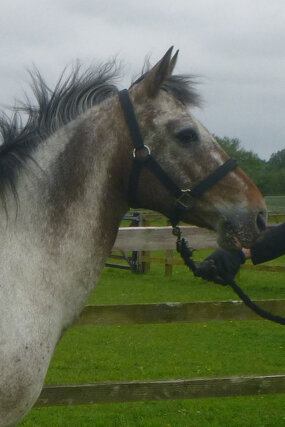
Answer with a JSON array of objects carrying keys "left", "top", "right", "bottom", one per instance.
[{"left": 257, "top": 211, "right": 266, "bottom": 232}]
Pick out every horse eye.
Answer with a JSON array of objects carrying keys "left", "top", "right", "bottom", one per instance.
[{"left": 176, "top": 128, "right": 198, "bottom": 144}]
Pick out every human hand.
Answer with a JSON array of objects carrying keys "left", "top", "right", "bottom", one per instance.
[{"left": 195, "top": 248, "right": 246, "bottom": 285}]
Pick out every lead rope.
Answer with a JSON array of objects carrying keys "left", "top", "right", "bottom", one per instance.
[{"left": 173, "top": 226, "right": 285, "bottom": 326}]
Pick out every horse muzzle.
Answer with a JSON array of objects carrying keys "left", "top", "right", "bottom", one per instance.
[{"left": 216, "top": 208, "right": 267, "bottom": 251}]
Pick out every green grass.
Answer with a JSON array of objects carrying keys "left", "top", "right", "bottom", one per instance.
[
  {"left": 19, "top": 396, "right": 285, "bottom": 427},
  {"left": 265, "top": 195, "right": 285, "bottom": 214},
  {"left": 20, "top": 253, "right": 285, "bottom": 426},
  {"left": 41, "top": 321, "right": 285, "bottom": 384},
  {"left": 92, "top": 249, "right": 285, "bottom": 305}
]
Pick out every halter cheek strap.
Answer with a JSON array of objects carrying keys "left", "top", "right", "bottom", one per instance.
[{"left": 118, "top": 89, "right": 238, "bottom": 226}]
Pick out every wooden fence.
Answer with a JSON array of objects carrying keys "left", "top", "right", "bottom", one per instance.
[
  {"left": 34, "top": 223, "right": 285, "bottom": 408},
  {"left": 36, "top": 299, "right": 285, "bottom": 407},
  {"left": 108, "top": 207, "right": 285, "bottom": 273},
  {"left": 111, "top": 225, "right": 285, "bottom": 275},
  {"left": 37, "top": 375, "right": 285, "bottom": 406}
]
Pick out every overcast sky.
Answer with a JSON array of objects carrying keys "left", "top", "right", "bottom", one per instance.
[{"left": 1, "top": 0, "right": 285, "bottom": 159}]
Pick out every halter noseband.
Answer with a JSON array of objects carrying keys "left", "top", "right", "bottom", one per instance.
[{"left": 118, "top": 89, "right": 238, "bottom": 226}]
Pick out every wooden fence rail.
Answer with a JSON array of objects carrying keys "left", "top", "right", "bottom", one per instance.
[
  {"left": 111, "top": 226, "right": 285, "bottom": 275},
  {"left": 37, "top": 374, "right": 285, "bottom": 406},
  {"left": 76, "top": 300, "right": 285, "bottom": 326},
  {"left": 113, "top": 226, "right": 217, "bottom": 251}
]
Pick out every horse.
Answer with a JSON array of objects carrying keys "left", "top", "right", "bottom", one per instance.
[{"left": 0, "top": 47, "right": 266, "bottom": 425}]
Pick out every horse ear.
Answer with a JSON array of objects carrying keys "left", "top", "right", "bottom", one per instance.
[
  {"left": 168, "top": 49, "right": 179, "bottom": 75},
  {"left": 140, "top": 47, "right": 179, "bottom": 98}
]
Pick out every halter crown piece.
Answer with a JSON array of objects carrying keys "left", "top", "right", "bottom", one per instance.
[{"left": 118, "top": 89, "right": 285, "bottom": 326}]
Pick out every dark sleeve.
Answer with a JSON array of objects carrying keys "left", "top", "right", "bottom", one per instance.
[{"left": 251, "top": 222, "right": 285, "bottom": 264}]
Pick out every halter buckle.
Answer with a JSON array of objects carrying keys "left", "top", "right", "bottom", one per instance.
[
  {"left": 175, "top": 189, "right": 193, "bottom": 210},
  {"left": 133, "top": 145, "right": 151, "bottom": 162}
]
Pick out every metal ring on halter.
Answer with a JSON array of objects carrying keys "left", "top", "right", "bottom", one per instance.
[
  {"left": 175, "top": 189, "right": 193, "bottom": 210},
  {"left": 132, "top": 145, "right": 151, "bottom": 160}
]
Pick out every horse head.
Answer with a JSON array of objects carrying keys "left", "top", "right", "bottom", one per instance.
[{"left": 121, "top": 47, "right": 266, "bottom": 250}]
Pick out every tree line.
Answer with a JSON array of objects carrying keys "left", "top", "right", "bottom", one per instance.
[{"left": 216, "top": 136, "right": 285, "bottom": 195}]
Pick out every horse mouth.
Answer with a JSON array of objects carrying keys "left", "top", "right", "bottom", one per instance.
[
  {"left": 217, "top": 229, "right": 243, "bottom": 251},
  {"left": 178, "top": 203, "right": 267, "bottom": 251},
  {"left": 216, "top": 217, "right": 262, "bottom": 251}
]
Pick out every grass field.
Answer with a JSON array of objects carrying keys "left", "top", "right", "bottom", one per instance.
[
  {"left": 20, "top": 249, "right": 285, "bottom": 426},
  {"left": 265, "top": 196, "right": 285, "bottom": 214}
]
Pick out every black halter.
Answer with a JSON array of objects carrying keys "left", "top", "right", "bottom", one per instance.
[{"left": 118, "top": 89, "right": 238, "bottom": 226}]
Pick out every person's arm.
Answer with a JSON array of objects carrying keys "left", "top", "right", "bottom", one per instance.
[{"left": 249, "top": 222, "right": 285, "bottom": 264}]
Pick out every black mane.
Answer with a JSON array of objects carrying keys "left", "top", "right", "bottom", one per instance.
[
  {"left": 132, "top": 66, "right": 201, "bottom": 107},
  {"left": 162, "top": 75, "right": 202, "bottom": 107},
  {"left": 0, "top": 62, "right": 119, "bottom": 208}
]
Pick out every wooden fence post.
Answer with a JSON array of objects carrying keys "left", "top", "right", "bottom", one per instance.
[
  {"left": 140, "top": 216, "right": 151, "bottom": 273},
  {"left": 165, "top": 250, "right": 174, "bottom": 276}
]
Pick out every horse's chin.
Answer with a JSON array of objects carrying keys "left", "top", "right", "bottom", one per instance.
[
  {"left": 176, "top": 211, "right": 259, "bottom": 251},
  {"left": 217, "top": 234, "right": 243, "bottom": 251},
  {"left": 216, "top": 220, "right": 258, "bottom": 251}
]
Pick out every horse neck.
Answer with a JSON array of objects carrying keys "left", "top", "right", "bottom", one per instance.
[
  {"left": 43, "top": 99, "right": 130, "bottom": 250},
  {"left": 4, "top": 98, "right": 131, "bottom": 326}
]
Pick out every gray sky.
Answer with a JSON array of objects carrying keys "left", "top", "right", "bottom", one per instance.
[{"left": 1, "top": 0, "right": 285, "bottom": 159}]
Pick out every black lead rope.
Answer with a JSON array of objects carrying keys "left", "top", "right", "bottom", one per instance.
[{"left": 174, "top": 226, "right": 285, "bottom": 326}]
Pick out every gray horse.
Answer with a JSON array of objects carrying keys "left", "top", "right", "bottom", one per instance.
[{"left": 0, "top": 48, "right": 266, "bottom": 425}]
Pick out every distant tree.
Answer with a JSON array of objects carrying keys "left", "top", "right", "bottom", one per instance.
[
  {"left": 268, "top": 149, "right": 285, "bottom": 169},
  {"left": 215, "top": 136, "right": 267, "bottom": 193},
  {"left": 212, "top": 135, "right": 285, "bottom": 195},
  {"left": 215, "top": 136, "right": 241, "bottom": 158},
  {"left": 264, "top": 149, "right": 285, "bottom": 195}
]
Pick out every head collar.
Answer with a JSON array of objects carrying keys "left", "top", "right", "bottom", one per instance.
[{"left": 118, "top": 89, "right": 238, "bottom": 226}]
